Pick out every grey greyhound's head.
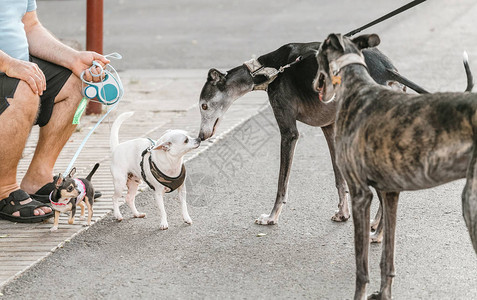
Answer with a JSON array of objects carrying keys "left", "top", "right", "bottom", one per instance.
[
  {"left": 313, "top": 33, "right": 380, "bottom": 103},
  {"left": 198, "top": 67, "right": 253, "bottom": 141}
]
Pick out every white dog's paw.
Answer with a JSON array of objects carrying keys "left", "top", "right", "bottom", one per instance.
[
  {"left": 184, "top": 217, "right": 192, "bottom": 225},
  {"left": 134, "top": 213, "right": 146, "bottom": 218},
  {"left": 79, "top": 216, "right": 86, "bottom": 221},
  {"left": 159, "top": 222, "right": 169, "bottom": 230},
  {"left": 50, "top": 226, "right": 58, "bottom": 232},
  {"left": 255, "top": 214, "right": 278, "bottom": 225}
]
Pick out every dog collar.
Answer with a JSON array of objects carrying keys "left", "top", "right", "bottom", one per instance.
[
  {"left": 328, "top": 53, "right": 367, "bottom": 85},
  {"left": 140, "top": 141, "right": 186, "bottom": 193},
  {"left": 244, "top": 59, "right": 280, "bottom": 91},
  {"left": 49, "top": 191, "right": 69, "bottom": 206}
]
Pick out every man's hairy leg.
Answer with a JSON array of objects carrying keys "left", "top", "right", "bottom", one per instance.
[
  {"left": 0, "top": 81, "right": 50, "bottom": 216},
  {"left": 21, "top": 74, "right": 82, "bottom": 194}
]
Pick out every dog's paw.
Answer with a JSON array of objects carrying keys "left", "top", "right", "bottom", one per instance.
[
  {"left": 184, "top": 217, "right": 192, "bottom": 225},
  {"left": 159, "top": 223, "right": 169, "bottom": 230},
  {"left": 68, "top": 219, "right": 75, "bottom": 225},
  {"left": 134, "top": 213, "right": 146, "bottom": 218},
  {"left": 331, "top": 210, "right": 350, "bottom": 222},
  {"left": 79, "top": 216, "right": 86, "bottom": 221},
  {"left": 255, "top": 214, "right": 277, "bottom": 225},
  {"left": 370, "top": 231, "right": 383, "bottom": 244},
  {"left": 50, "top": 226, "right": 58, "bottom": 232}
]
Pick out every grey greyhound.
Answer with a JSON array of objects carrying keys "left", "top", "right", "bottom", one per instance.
[
  {"left": 198, "top": 42, "right": 431, "bottom": 227},
  {"left": 314, "top": 33, "right": 477, "bottom": 299}
]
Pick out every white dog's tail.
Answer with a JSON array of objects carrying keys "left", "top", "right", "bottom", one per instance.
[{"left": 110, "top": 111, "right": 134, "bottom": 151}]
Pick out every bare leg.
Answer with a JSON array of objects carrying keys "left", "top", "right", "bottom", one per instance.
[
  {"left": 21, "top": 74, "right": 82, "bottom": 194},
  {"left": 0, "top": 81, "right": 50, "bottom": 216},
  {"left": 351, "top": 185, "right": 373, "bottom": 300},
  {"left": 321, "top": 124, "right": 350, "bottom": 222}
]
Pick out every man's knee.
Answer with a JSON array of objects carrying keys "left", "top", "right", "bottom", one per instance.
[
  {"left": 55, "top": 74, "right": 82, "bottom": 104},
  {"left": 10, "top": 81, "right": 40, "bottom": 121}
]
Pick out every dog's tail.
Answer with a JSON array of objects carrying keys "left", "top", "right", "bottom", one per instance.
[
  {"left": 385, "top": 68, "right": 430, "bottom": 94},
  {"left": 110, "top": 111, "right": 134, "bottom": 151},
  {"left": 85, "top": 163, "right": 100, "bottom": 181},
  {"left": 463, "top": 51, "right": 474, "bottom": 92}
]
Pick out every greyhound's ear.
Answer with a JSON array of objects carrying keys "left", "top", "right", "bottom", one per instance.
[
  {"left": 55, "top": 174, "right": 64, "bottom": 188},
  {"left": 67, "top": 167, "right": 76, "bottom": 178},
  {"left": 154, "top": 141, "right": 172, "bottom": 152},
  {"left": 324, "top": 33, "right": 344, "bottom": 52},
  {"left": 207, "top": 68, "right": 226, "bottom": 86},
  {"left": 352, "top": 34, "right": 380, "bottom": 49}
]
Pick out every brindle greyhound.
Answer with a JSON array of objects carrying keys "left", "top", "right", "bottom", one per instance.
[
  {"left": 198, "top": 42, "right": 431, "bottom": 227},
  {"left": 314, "top": 33, "right": 477, "bottom": 299}
]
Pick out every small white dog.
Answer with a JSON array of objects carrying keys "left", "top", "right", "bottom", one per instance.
[{"left": 110, "top": 111, "right": 200, "bottom": 230}]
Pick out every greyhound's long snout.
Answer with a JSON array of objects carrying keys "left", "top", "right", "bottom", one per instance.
[{"left": 199, "top": 132, "right": 206, "bottom": 141}]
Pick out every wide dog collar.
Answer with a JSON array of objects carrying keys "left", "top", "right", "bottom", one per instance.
[
  {"left": 328, "top": 53, "right": 367, "bottom": 85},
  {"left": 140, "top": 140, "right": 186, "bottom": 193},
  {"left": 244, "top": 59, "right": 280, "bottom": 91}
]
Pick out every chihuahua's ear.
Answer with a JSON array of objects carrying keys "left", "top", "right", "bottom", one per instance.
[
  {"left": 351, "top": 34, "right": 380, "bottom": 49},
  {"left": 67, "top": 167, "right": 76, "bottom": 178},
  {"left": 207, "top": 68, "right": 226, "bottom": 86},
  {"left": 324, "top": 33, "right": 345, "bottom": 52},
  {"left": 55, "top": 174, "right": 64, "bottom": 188},
  {"left": 154, "top": 141, "right": 172, "bottom": 152}
]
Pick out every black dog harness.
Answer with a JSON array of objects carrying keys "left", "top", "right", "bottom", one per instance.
[{"left": 139, "top": 139, "right": 186, "bottom": 193}]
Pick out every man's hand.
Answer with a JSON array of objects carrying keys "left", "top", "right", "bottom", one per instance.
[
  {"left": 4, "top": 57, "right": 46, "bottom": 95},
  {"left": 71, "top": 51, "right": 110, "bottom": 83}
]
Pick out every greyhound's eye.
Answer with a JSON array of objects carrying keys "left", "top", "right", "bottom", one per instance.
[
  {"left": 184, "top": 138, "right": 189, "bottom": 144},
  {"left": 201, "top": 103, "right": 208, "bottom": 110}
]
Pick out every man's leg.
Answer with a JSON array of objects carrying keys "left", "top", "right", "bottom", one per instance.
[
  {"left": 0, "top": 81, "right": 50, "bottom": 216},
  {"left": 20, "top": 74, "right": 82, "bottom": 193}
]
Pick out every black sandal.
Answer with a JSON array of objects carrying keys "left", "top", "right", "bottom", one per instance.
[
  {"left": 0, "top": 190, "right": 53, "bottom": 223},
  {"left": 30, "top": 180, "right": 102, "bottom": 203}
]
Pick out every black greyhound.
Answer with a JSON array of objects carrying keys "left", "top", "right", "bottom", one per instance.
[{"left": 197, "top": 41, "right": 472, "bottom": 227}]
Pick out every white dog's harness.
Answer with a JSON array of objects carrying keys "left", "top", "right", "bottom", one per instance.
[{"left": 140, "top": 139, "right": 186, "bottom": 193}]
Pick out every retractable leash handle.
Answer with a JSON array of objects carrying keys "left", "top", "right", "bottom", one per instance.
[{"left": 65, "top": 53, "right": 124, "bottom": 176}]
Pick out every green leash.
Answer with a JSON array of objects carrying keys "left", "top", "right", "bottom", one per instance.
[{"left": 72, "top": 97, "right": 89, "bottom": 125}]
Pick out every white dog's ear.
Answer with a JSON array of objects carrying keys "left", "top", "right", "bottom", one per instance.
[{"left": 154, "top": 141, "right": 172, "bottom": 151}]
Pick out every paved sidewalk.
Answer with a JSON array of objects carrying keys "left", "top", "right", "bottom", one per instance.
[{"left": 0, "top": 69, "right": 268, "bottom": 290}]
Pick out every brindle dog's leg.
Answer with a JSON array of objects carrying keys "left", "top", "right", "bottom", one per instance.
[
  {"left": 462, "top": 145, "right": 477, "bottom": 253},
  {"left": 256, "top": 114, "right": 298, "bottom": 225},
  {"left": 369, "top": 191, "right": 399, "bottom": 300},
  {"left": 370, "top": 192, "right": 383, "bottom": 243},
  {"left": 351, "top": 185, "right": 373, "bottom": 300},
  {"left": 321, "top": 124, "right": 350, "bottom": 222}
]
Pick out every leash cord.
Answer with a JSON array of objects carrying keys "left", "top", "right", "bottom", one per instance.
[
  {"left": 344, "top": 0, "right": 427, "bottom": 37},
  {"left": 271, "top": 0, "right": 427, "bottom": 76},
  {"left": 63, "top": 102, "right": 119, "bottom": 177}
]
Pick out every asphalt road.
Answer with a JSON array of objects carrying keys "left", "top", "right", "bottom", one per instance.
[{"left": 3, "top": 0, "right": 477, "bottom": 299}]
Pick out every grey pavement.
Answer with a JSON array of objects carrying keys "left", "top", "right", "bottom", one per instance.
[{"left": 2, "top": 0, "right": 477, "bottom": 299}]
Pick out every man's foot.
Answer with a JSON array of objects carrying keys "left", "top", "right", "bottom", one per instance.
[{"left": 0, "top": 190, "right": 53, "bottom": 223}]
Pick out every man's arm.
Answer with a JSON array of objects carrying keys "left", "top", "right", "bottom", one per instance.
[
  {"left": 22, "top": 10, "right": 109, "bottom": 81},
  {"left": 0, "top": 49, "right": 46, "bottom": 95}
]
